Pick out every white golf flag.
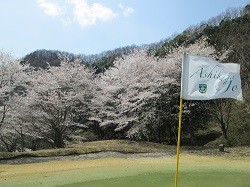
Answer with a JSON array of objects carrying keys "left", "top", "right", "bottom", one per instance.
[{"left": 181, "top": 53, "right": 243, "bottom": 101}]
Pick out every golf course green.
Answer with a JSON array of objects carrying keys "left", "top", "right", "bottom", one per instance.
[{"left": 0, "top": 154, "right": 249, "bottom": 187}]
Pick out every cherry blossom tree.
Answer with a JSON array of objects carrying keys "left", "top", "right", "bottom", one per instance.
[
  {"left": 95, "top": 37, "right": 230, "bottom": 142},
  {"left": 0, "top": 52, "right": 31, "bottom": 151},
  {"left": 24, "top": 59, "right": 97, "bottom": 148},
  {"left": 95, "top": 50, "right": 179, "bottom": 139}
]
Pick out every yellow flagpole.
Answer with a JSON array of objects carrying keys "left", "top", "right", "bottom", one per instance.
[{"left": 174, "top": 98, "right": 183, "bottom": 187}]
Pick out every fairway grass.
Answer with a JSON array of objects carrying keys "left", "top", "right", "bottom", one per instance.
[
  {"left": 65, "top": 172, "right": 249, "bottom": 187},
  {"left": 0, "top": 154, "right": 249, "bottom": 187}
]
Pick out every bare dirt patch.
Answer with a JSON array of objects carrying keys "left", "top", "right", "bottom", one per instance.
[{"left": 0, "top": 151, "right": 170, "bottom": 165}]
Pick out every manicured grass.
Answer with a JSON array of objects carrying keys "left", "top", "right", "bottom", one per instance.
[
  {"left": 0, "top": 154, "right": 249, "bottom": 187},
  {"left": 63, "top": 172, "right": 249, "bottom": 187}
]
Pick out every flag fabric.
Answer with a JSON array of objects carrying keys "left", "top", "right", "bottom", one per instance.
[{"left": 181, "top": 53, "right": 243, "bottom": 101}]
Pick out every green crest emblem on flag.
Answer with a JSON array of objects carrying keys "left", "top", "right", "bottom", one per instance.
[{"left": 199, "top": 84, "right": 207, "bottom": 93}]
